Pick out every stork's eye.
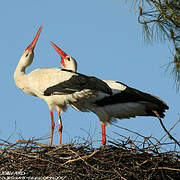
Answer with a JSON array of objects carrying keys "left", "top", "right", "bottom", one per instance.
[
  {"left": 25, "top": 53, "right": 29, "bottom": 57},
  {"left": 67, "top": 57, "right": 71, "bottom": 61}
]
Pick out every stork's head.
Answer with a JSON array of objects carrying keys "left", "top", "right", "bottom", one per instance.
[
  {"left": 21, "top": 25, "right": 42, "bottom": 67},
  {"left": 50, "top": 41, "right": 77, "bottom": 72}
]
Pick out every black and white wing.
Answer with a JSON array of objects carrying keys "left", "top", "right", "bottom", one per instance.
[
  {"left": 94, "top": 81, "right": 169, "bottom": 118},
  {"left": 44, "top": 70, "right": 112, "bottom": 98}
]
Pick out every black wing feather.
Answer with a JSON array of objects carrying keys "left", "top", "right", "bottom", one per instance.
[
  {"left": 95, "top": 81, "right": 169, "bottom": 118},
  {"left": 44, "top": 73, "right": 112, "bottom": 96}
]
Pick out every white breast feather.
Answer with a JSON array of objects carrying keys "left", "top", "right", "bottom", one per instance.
[{"left": 27, "top": 68, "right": 77, "bottom": 95}]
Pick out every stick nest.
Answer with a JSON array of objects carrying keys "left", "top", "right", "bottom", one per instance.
[{"left": 0, "top": 139, "right": 179, "bottom": 180}]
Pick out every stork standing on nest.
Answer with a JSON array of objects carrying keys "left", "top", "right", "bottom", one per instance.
[
  {"left": 50, "top": 41, "right": 169, "bottom": 146},
  {"left": 14, "top": 26, "right": 113, "bottom": 145}
]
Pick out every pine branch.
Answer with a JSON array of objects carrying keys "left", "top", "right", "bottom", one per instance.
[{"left": 129, "top": 0, "right": 180, "bottom": 91}]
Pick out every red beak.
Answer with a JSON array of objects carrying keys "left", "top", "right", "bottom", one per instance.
[
  {"left": 25, "top": 25, "right": 43, "bottom": 51},
  {"left": 50, "top": 41, "right": 68, "bottom": 67},
  {"left": 50, "top": 41, "right": 67, "bottom": 58}
]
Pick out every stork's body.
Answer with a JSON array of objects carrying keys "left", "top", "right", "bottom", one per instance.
[
  {"left": 14, "top": 26, "right": 112, "bottom": 145},
  {"left": 50, "top": 41, "right": 169, "bottom": 145}
]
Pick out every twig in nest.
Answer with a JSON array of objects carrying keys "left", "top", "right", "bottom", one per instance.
[
  {"left": 114, "top": 169, "right": 127, "bottom": 180},
  {"left": 8, "top": 148, "right": 62, "bottom": 167},
  {"left": 153, "top": 111, "right": 180, "bottom": 148},
  {"left": 62, "top": 149, "right": 99, "bottom": 166},
  {"left": 152, "top": 167, "right": 180, "bottom": 172},
  {"left": 63, "top": 148, "right": 101, "bottom": 172},
  {"left": 16, "top": 139, "right": 57, "bottom": 147},
  {"left": 113, "top": 124, "right": 146, "bottom": 138}
]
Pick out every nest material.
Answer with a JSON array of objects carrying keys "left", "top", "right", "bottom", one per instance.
[{"left": 0, "top": 140, "right": 180, "bottom": 180}]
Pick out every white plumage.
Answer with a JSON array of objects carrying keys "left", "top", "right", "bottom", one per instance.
[
  {"left": 50, "top": 41, "right": 169, "bottom": 145},
  {"left": 14, "top": 26, "right": 112, "bottom": 145}
]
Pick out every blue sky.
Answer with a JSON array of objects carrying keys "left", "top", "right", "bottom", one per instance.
[{"left": 0, "top": 0, "right": 179, "bottom": 149}]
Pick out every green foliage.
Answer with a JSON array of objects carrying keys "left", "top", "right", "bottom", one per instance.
[{"left": 127, "top": 0, "right": 180, "bottom": 91}]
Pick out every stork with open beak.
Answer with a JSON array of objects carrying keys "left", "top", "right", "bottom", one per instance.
[
  {"left": 50, "top": 41, "right": 169, "bottom": 146},
  {"left": 14, "top": 26, "right": 112, "bottom": 145}
]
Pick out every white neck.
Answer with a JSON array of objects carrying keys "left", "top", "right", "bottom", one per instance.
[
  {"left": 14, "top": 58, "right": 27, "bottom": 81},
  {"left": 65, "top": 64, "right": 77, "bottom": 72},
  {"left": 14, "top": 51, "right": 33, "bottom": 89}
]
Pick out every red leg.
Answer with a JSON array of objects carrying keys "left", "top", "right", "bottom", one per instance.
[
  {"left": 101, "top": 122, "right": 106, "bottom": 145},
  {"left": 50, "top": 111, "right": 55, "bottom": 145},
  {"left": 58, "top": 112, "right": 63, "bottom": 144}
]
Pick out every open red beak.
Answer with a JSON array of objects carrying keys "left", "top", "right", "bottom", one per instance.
[
  {"left": 50, "top": 41, "right": 68, "bottom": 67},
  {"left": 25, "top": 25, "right": 43, "bottom": 51}
]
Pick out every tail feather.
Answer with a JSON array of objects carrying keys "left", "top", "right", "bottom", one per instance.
[
  {"left": 128, "top": 87, "right": 169, "bottom": 118},
  {"left": 95, "top": 84, "right": 169, "bottom": 118}
]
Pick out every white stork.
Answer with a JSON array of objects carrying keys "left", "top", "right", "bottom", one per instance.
[
  {"left": 50, "top": 41, "right": 169, "bottom": 146},
  {"left": 14, "top": 26, "right": 113, "bottom": 145}
]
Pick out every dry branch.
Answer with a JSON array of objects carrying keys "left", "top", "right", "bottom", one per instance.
[{"left": 153, "top": 110, "right": 180, "bottom": 148}]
